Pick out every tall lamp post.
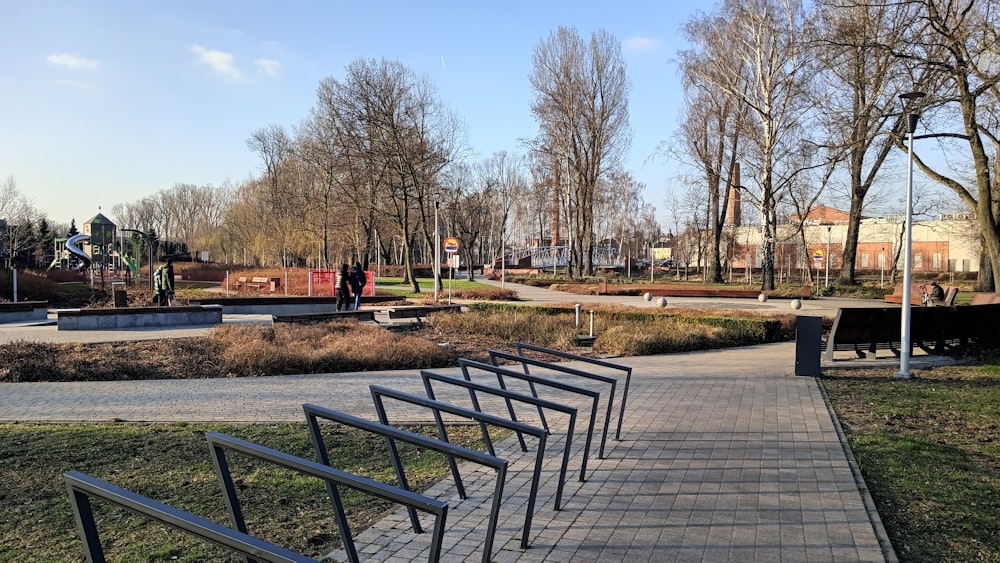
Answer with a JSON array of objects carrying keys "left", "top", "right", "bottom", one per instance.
[
  {"left": 825, "top": 225, "right": 831, "bottom": 288},
  {"left": 434, "top": 201, "right": 440, "bottom": 301},
  {"left": 896, "top": 88, "right": 926, "bottom": 380}
]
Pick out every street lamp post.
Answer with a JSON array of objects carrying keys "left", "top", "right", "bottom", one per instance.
[
  {"left": 825, "top": 226, "right": 831, "bottom": 288},
  {"left": 896, "top": 88, "right": 926, "bottom": 380},
  {"left": 434, "top": 201, "right": 440, "bottom": 301}
]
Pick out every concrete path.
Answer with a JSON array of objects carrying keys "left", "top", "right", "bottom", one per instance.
[{"left": 0, "top": 282, "right": 907, "bottom": 561}]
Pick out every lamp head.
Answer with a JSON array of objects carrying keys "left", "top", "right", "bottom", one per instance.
[{"left": 900, "top": 90, "right": 926, "bottom": 134}]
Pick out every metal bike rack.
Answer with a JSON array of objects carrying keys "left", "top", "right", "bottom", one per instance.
[
  {"left": 64, "top": 471, "right": 315, "bottom": 563},
  {"left": 458, "top": 358, "right": 601, "bottom": 481},
  {"left": 302, "top": 404, "right": 507, "bottom": 563},
  {"left": 489, "top": 349, "right": 618, "bottom": 459},
  {"left": 515, "top": 342, "right": 633, "bottom": 440},
  {"left": 204, "top": 431, "right": 448, "bottom": 563},
  {"left": 369, "top": 384, "right": 547, "bottom": 549},
  {"left": 420, "top": 369, "right": 580, "bottom": 510}
]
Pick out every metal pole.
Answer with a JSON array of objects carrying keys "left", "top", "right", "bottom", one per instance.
[
  {"left": 896, "top": 89, "right": 924, "bottom": 379},
  {"left": 825, "top": 226, "right": 831, "bottom": 288},
  {"left": 434, "top": 202, "right": 440, "bottom": 301},
  {"left": 897, "top": 127, "right": 916, "bottom": 379}
]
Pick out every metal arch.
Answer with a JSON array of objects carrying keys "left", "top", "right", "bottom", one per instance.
[
  {"left": 368, "top": 384, "right": 547, "bottom": 549},
  {"left": 420, "top": 369, "right": 580, "bottom": 511},
  {"left": 489, "top": 349, "right": 618, "bottom": 460},
  {"left": 515, "top": 342, "right": 634, "bottom": 441},
  {"left": 64, "top": 471, "right": 316, "bottom": 563},
  {"left": 204, "top": 431, "right": 448, "bottom": 563},
  {"left": 302, "top": 404, "right": 507, "bottom": 563},
  {"left": 458, "top": 358, "right": 601, "bottom": 482}
]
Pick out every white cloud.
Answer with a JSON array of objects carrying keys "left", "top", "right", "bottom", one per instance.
[
  {"left": 47, "top": 53, "right": 99, "bottom": 70},
  {"left": 254, "top": 58, "right": 281, "bottom": 78},
  {"left": 189, "top": 45, "right": 243, "bottom": 79},
  {"left": 623, "top": 37, "right": 661, "bottom": 53}
]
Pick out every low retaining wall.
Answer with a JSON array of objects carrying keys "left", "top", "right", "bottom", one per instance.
[
  {"left": 0, "top": 301, "right": 49, "bottom": 323},
  {"left": 56, "top": 305, "right": 223, "bottom": 330},
  {"left": 189, "top": 296, "right": 404, "bottom": 316}
]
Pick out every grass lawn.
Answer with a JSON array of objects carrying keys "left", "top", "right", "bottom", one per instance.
[
  {"left": 0, "top": 422, "right": 491, "bottom": 562},
  {"left": 374, "top": 276, "right": 490, "bottom": 297},
  {"left": 822, "top": 363, "right": 1000, "bottom": 562}
]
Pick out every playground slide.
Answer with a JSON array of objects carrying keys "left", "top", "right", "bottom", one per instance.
[
  {"left": 118, "top": 253, "right": 139, "bottom": 276},
  {"left": 65, "top": 234, "right": 91, "bottom": 268}
]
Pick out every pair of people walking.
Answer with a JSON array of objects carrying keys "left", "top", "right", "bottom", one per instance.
[{"left": 336, "top": 262, "right": 366, "bottom": 311}]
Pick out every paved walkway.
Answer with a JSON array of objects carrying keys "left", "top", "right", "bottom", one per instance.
[{"left": 0, "top": 282, "right": 911, "bottom": 561}]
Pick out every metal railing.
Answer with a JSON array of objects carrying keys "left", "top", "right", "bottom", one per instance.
[
  {"left": 64, "top": 470, "right": 316, "bottom": 563},
  {"left": 458, "top": 358, "right": 601, "bottom": 481},
  {"left": 205, "top": 431, "right": 448, "bottom": 563},
  {"left": 488, "top": 350, "right": 618, "bottom": 459},
  {"left": 302, "top": 403, "right": 507, "bottom": 563},
  {"left": 420, "top": 369, "right": 581, "bottom": 510},
  {"left": 514, "top": 342, "right": 633, "bottom": 440},
  {"left": 369, "top": 384, "right": 546, "bottom": 549}
]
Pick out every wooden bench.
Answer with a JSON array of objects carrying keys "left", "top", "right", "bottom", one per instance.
[
  {"left": 884, "top": 282, "right": 957, "bottom": 306},
  {"left": 645, "top": 286, "right": 760, "bottom": 298},
  {"left": 386, "top": 304, "right": 464, "bottom": 321},
  {"left": 246, "top": 276, "right": 269, "bottom": 290},
  {"left": 823, "top": 303, "right": 1000, "bottom": 361},
  {"left": 272, "top": 310, "right": 377, "bottom": 324},
  {"left": 234, "top": 276, "right": 248, "bottom": 290},
  {"left": 970, "top": 292, "right": 1000, "bottom": 305}
]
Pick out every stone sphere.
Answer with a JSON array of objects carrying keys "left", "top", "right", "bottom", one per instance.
[
  {"left": 790, "top": 299, "right": 802, "bottom": 310},
  {"left": 758, "top": 293, "right": 768, "bottom": 302},
  {"left": 656, "top": 297, "right": 668, "bottom": 308},
  {"left": 643, "top": 292, "right": 653, "bottom": 302}
]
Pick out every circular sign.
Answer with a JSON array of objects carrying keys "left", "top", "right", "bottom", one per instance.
[
  {"left": 443, "top": 237, "right": 460, "bottom": 253},
  {"left": 813, "top": 249, "right": 824, "bottom": 263}
]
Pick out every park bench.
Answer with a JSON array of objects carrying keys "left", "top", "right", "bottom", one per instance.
[
  {"left": 970, "top": 292, "right": 1000, "bottom": 305},
  {"left": 823, "top": 303, "right": 1000, "bottom": 361},
  {"left": 386, "top": 304, "right": 464, "bottom": 321},
  {"left": 234, "top": 276, "right": 248, "bottom": 290},
  {"left": 272, "top": 310, "right": 377, "bottom": 324},
  {"left": 246, "top": 276, "right": 271, "bottom": 291},
  {"left": 884, "top": 282, "right": 957, "bottom": 306}
]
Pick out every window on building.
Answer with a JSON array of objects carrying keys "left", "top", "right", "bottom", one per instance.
[
  {"left": 932, "top": 253, "right": 942, "bottom": 270},
  {"left": 861, "top": 253, "right": 869, "bottom": 268},
  {"left": 914, "top": 253, "right": 923, "bottom": 269}
]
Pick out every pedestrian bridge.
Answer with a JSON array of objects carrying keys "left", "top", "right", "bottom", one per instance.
[{"left": 497, "top": 246, "right": 626, "bottom": 269}]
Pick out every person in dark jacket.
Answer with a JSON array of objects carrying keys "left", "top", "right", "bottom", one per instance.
[
  {"left": 349, "top": 262, "right": 366, "bottom": 310},
  {"left": 335, "top": 263, "right": 350, "bottom": 311}
]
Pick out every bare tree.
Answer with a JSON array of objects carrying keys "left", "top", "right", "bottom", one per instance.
[
  {"left": 0, "top": 176, "right": 42, "bottom": 269},
  {"left": 681, "top": 0, "right": 817, "bottom": 290},
  {"left": 529, "top": 26, "right": 632, "bottom": 277},
  {"left": 247, "top": 124, "right": 296, "bottom": 266},
  {"left": 814, "top": 0, "right": 915, "bottom": 285},
  {"left": 892, "top": 0, "right": 1000, "bottom": 291},
  {"left": 325, "top": 58, "right": 458, "bottom": 292},
  {"left": 476, "top": 151, "right": 526, "bottom": 282}
]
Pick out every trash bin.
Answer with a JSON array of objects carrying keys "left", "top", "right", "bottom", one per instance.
[
  {"left": 112, "top": 282, "right": 128, "bottom": 308},
  {"left": 794, "top": 315, "right": 822, "bottom": 376}
]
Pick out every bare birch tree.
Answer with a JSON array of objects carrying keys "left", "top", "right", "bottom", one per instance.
[{"left": 681, "top": 0, "right": 817, "bottom": 290}]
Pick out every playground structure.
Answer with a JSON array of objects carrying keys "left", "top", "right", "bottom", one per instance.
[{"left": 47, "top": 213, "right": 145, "bottom": 285}]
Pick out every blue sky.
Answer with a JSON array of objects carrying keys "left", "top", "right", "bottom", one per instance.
[{"left": 1, "top": 1, "right": 708, "bottom": 226}]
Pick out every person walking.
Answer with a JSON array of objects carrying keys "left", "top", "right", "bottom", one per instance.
[
  {"left": 156, "top": 259, "right": 176, "bottom": 306},
  {"left": 349, "top": 262, "right": 366, "bottom": 310},
  {"left": 335, "top": 263, "right": 350, "bottom": 311},
  {"left": 152, "top": 263, "right": 164, "bottom": 305}
]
